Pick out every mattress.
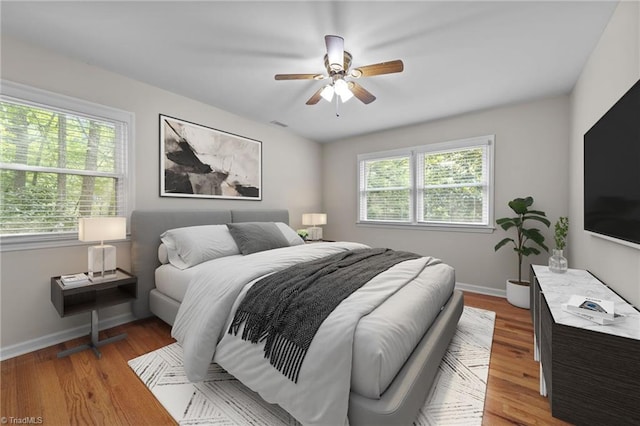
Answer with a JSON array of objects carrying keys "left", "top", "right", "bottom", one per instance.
[
  {"left": 155, "top": 254, "right": 454, "bottom": 399},
  {"left": 154, "top": 257, "right": 239, "bottom": 303}
]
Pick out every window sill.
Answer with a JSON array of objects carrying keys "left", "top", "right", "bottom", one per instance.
[{"left": 356, "top": 221, "right": 495, "bottom": 234}]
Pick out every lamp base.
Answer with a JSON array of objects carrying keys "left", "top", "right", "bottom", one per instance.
[
  {"left": 307, "top": 226, "right": 323, "bottom": 241},
  {"left": 88, "top": 244, "right": 117, "bottom": 280}
]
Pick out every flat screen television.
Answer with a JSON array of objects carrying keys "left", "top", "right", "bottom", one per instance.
[{"left": 584, "top": 78, "right": 640, "bottom": 249}]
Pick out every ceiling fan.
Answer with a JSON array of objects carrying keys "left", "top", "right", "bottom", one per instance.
[{"left": 275, "top": 35, "right": 404, "bottom": 110}]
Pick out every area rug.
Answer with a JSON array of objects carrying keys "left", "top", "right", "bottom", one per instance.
[{"left": 128, "top": 306, "right": 495, "bottom": 426}]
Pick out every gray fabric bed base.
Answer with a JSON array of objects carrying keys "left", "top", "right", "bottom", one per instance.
[{"left": 149, "top": 288, "right": 181, "bottom": 326}]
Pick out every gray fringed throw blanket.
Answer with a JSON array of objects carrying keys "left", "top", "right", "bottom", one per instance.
[{"left": 228, "top": 248, "right": 420, "bottom": 383}]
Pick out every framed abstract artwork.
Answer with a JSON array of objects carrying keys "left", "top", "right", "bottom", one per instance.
[{"left": 159, "top": 115, "right": 262, "bottom": 200}]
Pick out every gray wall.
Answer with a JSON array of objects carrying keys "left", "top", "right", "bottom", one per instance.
[
  {"left": 0, "top": 37, "right": 323, "bottom": 354},
  {"left": 569, "top": 1, "right": 640, "bottom": 307},
  {"left": 322, "top": 95, "right": 571, "bottom": 294}
]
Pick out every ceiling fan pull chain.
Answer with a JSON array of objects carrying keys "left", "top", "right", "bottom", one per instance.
[{"left": 335, "top": 94, "right": 340, "bottom": 117}]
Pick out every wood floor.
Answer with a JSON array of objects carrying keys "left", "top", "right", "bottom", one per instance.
[{"left": 1, "top": 292, "right": 571, "bottom": 425}]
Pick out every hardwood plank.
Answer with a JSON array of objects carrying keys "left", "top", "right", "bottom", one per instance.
[
  {"left": 0, "top": 358, "right": 18, "bottom": 417},
  {"left": 54, "top": 352, "right": 99, "bottom": 425},
  {"left": 36, "top": 357, "right": 72, "bottom": 425},
  {"left": 0, "top": 293, "right": 571, "bottom": 425},
  {"left": 12, "top": 353, "right": 43, "bottom": 421},
  {"left": 71, "top": 346, "right": 128, "bottom": 426}
]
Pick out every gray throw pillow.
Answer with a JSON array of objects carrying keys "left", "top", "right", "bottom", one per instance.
[{"left": 226, "top": 222, "right": 290, "bottom": 255}]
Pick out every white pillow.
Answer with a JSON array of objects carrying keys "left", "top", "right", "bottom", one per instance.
[
  {"left": 158, "top": 243, "right": 169, "bottom": 264},
  {"left": 275, "top": 222, "right": 304, "bottom": 246},
  {"left": 160, "top": 224, "right": 240, "bottom": 270}
]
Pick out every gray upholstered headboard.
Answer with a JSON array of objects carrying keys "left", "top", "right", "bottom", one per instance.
[{"left": 130, "top": 209, "right": 289, "bottom": 318}]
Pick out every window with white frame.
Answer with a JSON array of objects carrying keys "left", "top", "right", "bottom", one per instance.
[
  {"left": 358, "top": 135, "right": 494, "bottom": 230},
  {"left": 0, "top": 81, "right": 133, "bottom": 245}
]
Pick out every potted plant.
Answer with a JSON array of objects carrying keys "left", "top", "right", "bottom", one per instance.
[
  {"left": 297, "top": 229, "right": 309, "bottom": 241},
  {"left": 494, "top": 196, "right": 550, "bottom": 308},
  {"left": 549, "top": 217, "right": 569, "bottom": 273}
]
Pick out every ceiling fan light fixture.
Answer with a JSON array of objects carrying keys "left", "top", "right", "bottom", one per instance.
[
  {"left": 339, "top": 90, "right": 354, "bottom": 102},
  {"left": 334, "top": 78, "right": 353, "bottom": 102},
  {"left": 320, "top": 85, "right": 335, "bottom": 102}
]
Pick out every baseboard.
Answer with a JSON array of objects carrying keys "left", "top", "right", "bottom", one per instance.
[
  {"left": 0, "top": 312, "right": 137, "bottom": 361},
  {"left": 456, "top": 281, "right": 506, "bottom": 298}
]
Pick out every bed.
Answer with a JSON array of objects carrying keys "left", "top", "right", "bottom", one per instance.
[{"left": 130, "top": 209, "right": 463, "bottom": 426}]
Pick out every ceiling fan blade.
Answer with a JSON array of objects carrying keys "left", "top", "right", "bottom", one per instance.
[
  {"left": 275, "top": 73, "right": 325, "bottom": 80},
  {"left": 351, "top": 60, "right": 404, "bottom": 78},
  {"left": 348, "top": 81, "right": 376, "bottom": 104},
  {"left": 325, "top": 35, "right": 345, "bottom": 71},
  {"left": 305, "top": 87, "right": 324, "bottom": 105}
]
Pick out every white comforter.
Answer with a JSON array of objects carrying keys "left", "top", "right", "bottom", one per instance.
[{"left": 172, "top": 242, "right": 443, "bottom": 425}]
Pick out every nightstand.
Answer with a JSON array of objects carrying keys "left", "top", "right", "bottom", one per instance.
[{"left": 51, "top": 268, "right": 137, "bottom": 359}]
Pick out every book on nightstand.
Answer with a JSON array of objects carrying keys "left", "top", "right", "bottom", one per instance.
[{"left": 60, "top": 273, "right": 90, "bottom": 287}]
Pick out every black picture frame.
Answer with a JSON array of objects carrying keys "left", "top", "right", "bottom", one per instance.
[{"left": 159, "top": 114, "right": 262, "bottom": 200}]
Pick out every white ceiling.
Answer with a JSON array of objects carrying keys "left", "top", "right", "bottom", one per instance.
[{"left": 1, "top": 1, "right": 617, "bottom": 143}]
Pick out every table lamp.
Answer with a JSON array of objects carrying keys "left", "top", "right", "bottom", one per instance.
[
  {"left": 302, "top": 213, "right": 327, "bottom": 241},
  {"left": 78, "top": 217, "right": 126, "bottom": 279}
]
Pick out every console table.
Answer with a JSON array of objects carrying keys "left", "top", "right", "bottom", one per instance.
[{"left": 530, "top": 265, "right": 640, "bottom": 425}]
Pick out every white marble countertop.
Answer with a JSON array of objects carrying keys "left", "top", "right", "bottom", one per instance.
[{"left": 532, "top": 265, "right": 640, "bottom": 340}]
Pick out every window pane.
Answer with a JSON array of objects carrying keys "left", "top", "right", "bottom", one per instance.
[
  {"left": 366, "top": 189, "right": 410, "bottom": 221},
  {"left": 0, "top": 170, "right": 119, "bottom": 234},
  {"left": 424, "top": 148, "right": 483, "bottom": 186},
  {"left": 423, "top": 186, "right": 484, "bottom": 223},
  {"left": 0, "top": 101, "right": 120, "bottom": 174},
  {"left": 365, "top": 157, "right": 409, "bottom": 189},
  {"left": 421, "top": 145, "right": 488, "bottom": 224},
  {"left": 360, "top": 156, "right": 411, "bottom": 221}
]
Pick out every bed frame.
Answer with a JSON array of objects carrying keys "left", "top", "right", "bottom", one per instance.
[{"left": 130, "top": 208, "right": 463, "bottom": 426}]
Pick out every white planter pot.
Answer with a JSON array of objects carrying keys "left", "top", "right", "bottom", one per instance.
[{"left": 506, "top": 279, "right": 530, "bottom": 309}]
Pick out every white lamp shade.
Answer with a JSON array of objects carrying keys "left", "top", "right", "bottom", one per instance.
[
  {"left": 302, "top": 213, "right": 327, "bottom": 226},
  {"left": 320, "top": 85, "right": 334, "bottom": 102},
  {"left": 78, "top": 217, "right": 127, "bottom": 243},
  {"left": 338, "top": 88, "right": 354, "bottom": 102}
]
